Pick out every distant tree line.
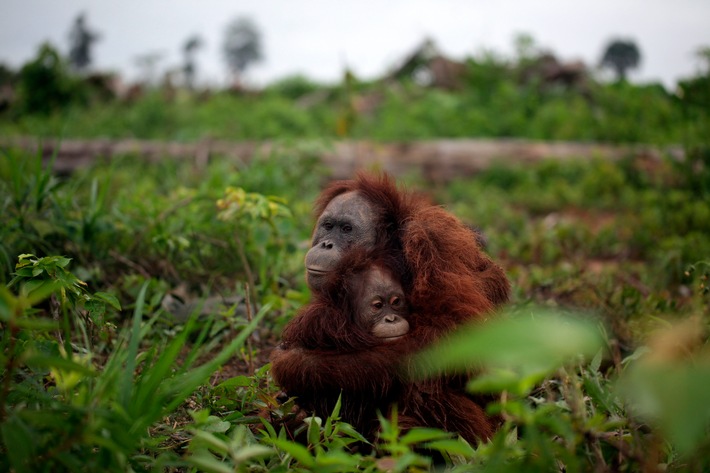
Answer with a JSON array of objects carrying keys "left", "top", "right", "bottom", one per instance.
[{"left": 0, "top": 11, "right": 708, "bottom": 149}]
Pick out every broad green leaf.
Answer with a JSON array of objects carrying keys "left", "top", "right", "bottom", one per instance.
[
  {"left": 55, "top": 256, "right": 72, "bottom": 268},
  {"left": 22, "top": 279, "right": 49, "bottom": 297},
  {"left": 93, "top": 292, "right": 121, "bottom": 311},
  {"left": 204, "top": 419, "right": 231, "bottom": 434},
  {"left": 415, "top": 308, "right": 604, "bottom": 387},
  {"left": 617, "top": 362, "right": 710, "bottom": 455}
]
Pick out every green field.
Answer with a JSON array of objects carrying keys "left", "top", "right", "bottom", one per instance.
[{"left": 1, "top": 143, "right": 709, "bottom": 472}]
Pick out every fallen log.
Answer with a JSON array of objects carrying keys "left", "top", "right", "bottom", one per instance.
[{"left": 0, "top": 136, "right": 683, "bottom": 182}]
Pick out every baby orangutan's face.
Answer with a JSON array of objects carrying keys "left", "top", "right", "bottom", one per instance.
[{"left": 356, "top": 266, "right": 409, "bottom": 341}]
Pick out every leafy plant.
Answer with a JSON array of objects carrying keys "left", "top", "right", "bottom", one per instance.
[
  {"left": 0, "top": 255, "right": 267, "bottom": 472},
  {"left": 15, "top": 43, "right": 86, "bottom": 115}
]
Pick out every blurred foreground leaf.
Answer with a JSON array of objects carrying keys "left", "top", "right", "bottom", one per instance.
[
  {"left": 617, "top": 317, "right": 710, "bottom": 456},
  {"left": 414, "top": 308, "right": 605, "bottom": 395},
  {"left": 619, "top": 362, "right": 710, "bottom": 456}
]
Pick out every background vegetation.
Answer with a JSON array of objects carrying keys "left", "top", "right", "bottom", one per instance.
[
  {"left": 1, "top": 35, "right": 709, "bottom": 146},
  {"left": 1, "top": 24, "right": 709, "bottom": 473}
]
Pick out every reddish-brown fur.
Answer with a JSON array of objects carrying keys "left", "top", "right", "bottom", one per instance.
[{"left": 270, "top": 172, "right": 510, "bottom": 444}]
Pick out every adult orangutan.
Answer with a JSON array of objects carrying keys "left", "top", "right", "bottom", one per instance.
[
  {"left": 270, "top": 172, "right": 509, "bottom": 443},
  {"left": 303, "top": 172, "right": 509, "bottom": 331}
]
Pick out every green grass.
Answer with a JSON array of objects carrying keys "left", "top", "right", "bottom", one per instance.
[{"left": 1, "top": 143, "right": 709, "bottom": 471}]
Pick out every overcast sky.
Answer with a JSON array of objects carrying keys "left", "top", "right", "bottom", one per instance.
[{"left": 2, "top": 1, "right": 709, "bottom": 89}]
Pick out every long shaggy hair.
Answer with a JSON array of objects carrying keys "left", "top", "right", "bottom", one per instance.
[{"left": 270, "top": 172, "right": 510, "bottom": 444}]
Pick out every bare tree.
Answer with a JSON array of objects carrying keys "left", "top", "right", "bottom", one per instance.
[
  {"left": 600, "top": 39, "right": 641, "bottom": 82},
  {"left": 68, "top": 13, "right": 100, "bottom": 73},
  {"left": 183, "top": 35, "right": 203, "bottom": 89},
  {"left": 222, "top": 17, "right": 262, "bottom": 85}
]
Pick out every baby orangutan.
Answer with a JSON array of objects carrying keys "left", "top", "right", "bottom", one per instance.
[
  {"left": 270, "top": 251, "right": 496, "bottom": 445},
  {"left": 270, "top": 254, "right": 412, "bottom": 438},
  {"left": 353, "top": 265, "right": 410, "bottom": 343}
]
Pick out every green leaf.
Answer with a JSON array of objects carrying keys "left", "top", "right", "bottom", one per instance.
[
  {"left": 0, "top": 287, "right": 13, "bottom": 321},
  {"left": 617, "top": 362, "right": 710, "bottom": 455},
  {"left": 13, "top": 318, "right": 59, "bottom": 331},
  {"left": 590, "top": 347, "right": 603, "bottom": 373},
  {"left": 54, "top": 256, "right": 72, "bottom": 268},
  {"left": 335, "top": 422, "right": 369, "bottom": 443},
  {"left": 191, "top": 430, "right": 230, "bottom": 455},
  {"left": 583, "top": 374, "right": 620, "bottom": 416},
  {"left": 306, "top": 415, "right": 322, "bottom": 446},
  {"left": 314, "top": 449, "right": 362, "bottom": 468},
  {"left": 186, "top": 451, "right": 233, "bottom": 473},
  {"left": 415, "top": 308, "right": 604, "bottom": 387},
  {"left": 259, "top": 417, "right": 278, "bottom": 439},
  {"left": 24, "top": 352, "right": 95, "bottom": 377},
  {"left": 22, "top": 279, "right": 48, "bottom": 297},
  {"left": 232, "top": 445, "right": 273, "bottom": 463},
  {"left": 215, "top": 375, "right": 251, "bottom": 389},
  {"left": 272, "top": 438, "right": 316, "bottom": 468},
  {"left": 424, "top": 438, "right": 476, "bottom": 457},
  {"left": 400, "top": 427, "right": 451, "bottom": 445},
  {"left": 468, "top": 367, "right": 550, "bottom": 396},
  {"left": 93, "top": 292, "right": 121, "bottom": 311},
  {"left": 330, "top": 393, "right": 342, "bottom": 419},
  {"left": 1, "top": 414, "right": 36, "bottom": 473},
  {"left": 120, "top": 281, "right": 149, "bottom": 408},
  {"left": 204, "top": 419, "right": 231, "bottom": 434}
]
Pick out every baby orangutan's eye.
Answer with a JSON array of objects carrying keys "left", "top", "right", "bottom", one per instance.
[
  {"left": 372, "top": 300, "right": 384, "bottom": 310},
  {"left": 390, "top": 296, "right": 401, "bottom": 307}
]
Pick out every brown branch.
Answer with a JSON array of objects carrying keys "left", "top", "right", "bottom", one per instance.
[{"left": 109, "top": 250, "right": 152, "bottom": 279}]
